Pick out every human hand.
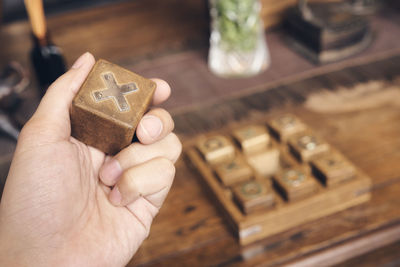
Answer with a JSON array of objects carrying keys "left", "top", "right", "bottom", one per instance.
[{"left": 0, "top": 53, "right": 181, "bottom": 266}]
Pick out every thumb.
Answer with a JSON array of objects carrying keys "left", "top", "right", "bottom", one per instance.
[{"left": 23, "top": 52, "right": 95, "bottom": 142}]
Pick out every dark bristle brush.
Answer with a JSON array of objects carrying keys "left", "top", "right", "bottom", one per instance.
[{"left": 24, "top": 0, "right": 66, "bottom": 95}]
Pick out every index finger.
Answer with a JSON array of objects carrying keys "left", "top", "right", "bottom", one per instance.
[{"left": 151, "top": 78, "right": 171, "bottom": 105}]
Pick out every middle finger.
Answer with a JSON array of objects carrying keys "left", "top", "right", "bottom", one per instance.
[{"left": 99, "top": 132, "right": 181, "bottom": 186}]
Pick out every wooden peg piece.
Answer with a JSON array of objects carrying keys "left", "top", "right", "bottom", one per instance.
[
  {"left": 273, "top": 167, "right": 317, "bottom": 201},
  {"left": 196, "top": 135, "right": 235, "bottom": 165},
  {"left": 214, "top": 156, "right": 253, "bottom": 186},
  {"left": 288, "top": 131, "right": 330, "bottom": 162},
  {"left": 232, "top": 125, "right": 270, "bottom": 154},
  {"left": 268, "top": 114, "right": 307, "bottom": 142},
  {"left": 311, "top": 151, "right": 356, "bottom": 187},
  {"left": 233, "top": 179, "right": 275, "bottom": 214}
]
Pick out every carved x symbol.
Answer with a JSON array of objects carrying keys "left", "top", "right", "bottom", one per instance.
[{"left": 93, "top": 72, "right": 138, "bottom": 112}]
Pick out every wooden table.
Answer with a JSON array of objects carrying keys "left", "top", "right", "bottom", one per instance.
[{"left": 1, "top": 1, "right": 400, "bottom": 266}]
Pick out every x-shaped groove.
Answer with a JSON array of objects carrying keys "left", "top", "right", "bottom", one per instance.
[{"left": 92, "top": 72, "right": 138, "bottom": 112}]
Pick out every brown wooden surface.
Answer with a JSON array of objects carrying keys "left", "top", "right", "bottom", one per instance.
[
  {"left": 340, "top": 240, "right": 400, "bottom": 267},
  {"left": 1, "top": 1, "right": 400, "bottom": 266},
  {"left": 2, "top": 1, "right": 400, "bottom": 113},
  {"left": 131, "top": 82, "right": 400, "bottom": 266},
  {"left": 186, "top": 121, "right": 371, "bottom": 246},
  {"left": 71, "top": 59, "right": 156, "bottom": 154}
]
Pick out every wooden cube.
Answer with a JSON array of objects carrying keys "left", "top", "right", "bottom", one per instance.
[
  {"left": 246, "top": 147, "right": 280, "bottom": 177},
  {"left": 71, "top": 59, "right": 156, "bottom": 154},
  {"left": 288, "top": 131, "right": 330, "bottom": 162},
  {"left": 273, "top": 167, "right": 317, "bottom": 201},
  {"left": 214, "top": 156, "right": 253, "bottom": 186},
  {"left": 232, "top": 125, "right": 270, "bottom": 154},
  {"left": 196, "top": 135, "right": 235, "bottom": 165},
  {"left": 268, "top": 114, "right": 307, "bottom": 142},
  {"left": 232, "top": 179, "right": 275, "bottom": 214},
  {"left": 311, "top": 151, "right": 356, "bottom": 187}
]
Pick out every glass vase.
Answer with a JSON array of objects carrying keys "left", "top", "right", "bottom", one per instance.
[{"left": 208, "top": 0, "right": 270, "bottom": 78}]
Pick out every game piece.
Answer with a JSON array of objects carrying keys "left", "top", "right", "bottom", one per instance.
[
  {"left": 70, "top": 59, "right": 156, "bottom": 154},
  {"left": 288, "top": 131, "right": 329, "bottom": 162},
  {"left": 232, "top": 179, "right": 275, "bottom": 214},
  {"left": 196, "top": 135, "right": 235, "bottom": 165},
  {"left": 214, "top": 156, "right": 253, "bottom": 186},
  {"left": 232, "top": 125, "right": 270, "bottom": 154},
  {"left": 268, "top": 114, "right": 307, "bottom": 142},
  {"left": 273, "top": 167, "right": 317, "bottom": 201},
  {"left": 186, "top": 113, "right": 372, "bottom": 245},
  {"left": 311, "top": 151, "right": 356, "bottom": 187}
]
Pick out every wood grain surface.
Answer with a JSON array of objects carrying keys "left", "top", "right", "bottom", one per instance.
[
  {"left": 71, "top": 59, "right": 156, "bottom": 154},
  {"left": 127, "top": 56, "right": 400, "bottom": 265},
  {"left": 186, "top": 120, "right": 372, "bottom": 246},
  {"left": 1, "top": 1, "right": 400, "bottom": 266}
]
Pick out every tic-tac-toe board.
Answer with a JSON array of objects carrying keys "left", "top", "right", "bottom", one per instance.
[{"left": 186, "top": 114, "right": 372, "bottom": 246}]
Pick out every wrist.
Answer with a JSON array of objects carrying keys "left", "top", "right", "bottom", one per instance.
[
  {"left": 0, "top": 243, "right": 25, "bottom": 266},
  {"left": 0, "top": 237, "right": 54, "bottom": 266}
]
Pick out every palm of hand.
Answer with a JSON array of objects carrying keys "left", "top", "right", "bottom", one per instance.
[
  {"left": 0, "top": 53, "right": 178, "bottom": 266},
  {"left": 2, "top": 137, "right": 154, "bottom": 266}
]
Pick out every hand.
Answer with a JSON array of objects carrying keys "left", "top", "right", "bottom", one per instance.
[{"left": 0, "top": 53, "right": 181, "bottom": 266}]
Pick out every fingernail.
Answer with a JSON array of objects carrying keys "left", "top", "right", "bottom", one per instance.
[
  {"left": 140, "top": 115, "right": 163, "bottom": 139},
  {"left": 71, "top": 52, "right": 89, "bottom": 69},
  {"left": 100, "top": 159, "right": 123, "bottom": 186},
  {"left": 109, "top": 186, "right": 122, "bottom": 206}
]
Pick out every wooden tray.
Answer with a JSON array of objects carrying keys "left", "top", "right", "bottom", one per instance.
[{"left": 186, "top": 114, "right": 371, "bottom": 246}]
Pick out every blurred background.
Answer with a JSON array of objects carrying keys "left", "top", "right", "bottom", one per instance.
[
  {"left": 1, "top": 0, "right": 400, "bottom": 266},
  {"left": 2, "top": 0, "right": 127, "bottom": 23}
]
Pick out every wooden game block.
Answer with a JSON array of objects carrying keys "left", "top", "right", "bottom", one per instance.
[
  {"left": 232, "top": 179, "right": 275, "bottom": 214},
  {"left": 196, "top": 135, "right": 235, "bottom": 165},
  {"left": 268, "top": 114, "right": 307, "bottom": 142},
  {"left": 70, "top": 59, "right": 156, "bottom": 154},
  {"left": 186, "top": 136, "right": 372, "bottom": 245},
  {"left": 288, "top": 131, "right": 330, "bottom": 162},
  {"left": 311, "top": 151, "right": 356, "bottom": 187},
  {"left": 246, "top": 147, "right": 280, "bottom": 177},
  {"left": 232, "top": 125, "right": 270, "bottom": 154},
  {"left": 214, "top": 156, "right": 253, "bottom": 186},
  {"left": 273, "top": 167, "right": 317, "bottom": 201}
]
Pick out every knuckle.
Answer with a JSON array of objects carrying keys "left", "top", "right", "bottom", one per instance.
[
  {"left": 121, "top": 171, "right": 140, "bottom": 195},
  {"left": 121, "top": 142, "right": 141, "bottom": 164},
  {"left": 157, "top": 157, "right": 176, "bottom": 178}
]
